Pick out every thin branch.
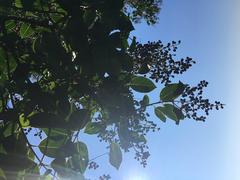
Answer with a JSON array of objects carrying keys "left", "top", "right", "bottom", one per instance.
[
  {"left": 39, "top": 128, "right": 51, "bottom": 167},
  {"left": 89, "top": 152, "right": 108, "bottom": 162},
  {"left": 73, "top": 129, "right": 81, "bottom": 143},
  {"left": 145, "top": 100, "right": 163, "bottom": 107}
]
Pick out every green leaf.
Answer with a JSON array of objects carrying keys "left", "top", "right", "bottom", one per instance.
[
  {"left": 154, "top": 107, "right": 166, "bottom": 122},
  {"left": 160, "top": 82, "right": 186, "bottom": 101},
  {"left": 51, "top": 157, "right": 85, "bottom": 179},
  {"left": 29, "top": 113, "right": 65, "bottom": 128},
  {"left": 70, "top": 142, "right": 89, "bottom": 174},
  {"left": 160, "top": 104, "right": 177, "bottom": 120},
  {"left": 39, "top": 130, "right": 71, "bottom": 158},
  {"left": 20, "top": 23, "right": 34, "bottom": 38},
  {"left": 27, "top": 149, "right": 35, "bottom": 161},
  {"left": 0, "top": 168, "right": 6, "bottom": 180},
  {"left": 109, "top": 142, "right": 122, "bottom": 170},
  {"left": 0, "top": 153, "right": 35, "bottom": 171},
  {"left": 84, "top": 122, "right": 101, "bottom": 135},
  {"left": 39, "top": 135, "right": 67, "bottom": 158},
  {"left": 15, "top": 0, "right": 23, "bottom": 8},
  {"left": 173, "top": 107, "right": 185, "bottom": 121},
  {"left": 19, "top": 113, "right": 30, "bottom": 127},
  {"left": 51, "top": 157, "right": 67, "bottom": 177},
  {"left": 159, "top": 104, "right": 184, "bottom": 124},
  {"left": 5, "top": 20, "right": 16, "bottom": 33},
  {"left": 42, "top": 128, "right": 69, "bottom": 139},
  {"left": 130, "top": 76, "right": 156, "bottom": 93},
  {"left": 141, "top": 95, "right": 149, "bottom": 106},
  {"left": 67, "top": 109, "right": 89, "bottom": 130},
  {"left": 3, "top": 122, "right": 18, "bottom": 137}
]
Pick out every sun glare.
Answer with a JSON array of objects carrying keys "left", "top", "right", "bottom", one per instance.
[{"left": 125, "top": 173, "right": 149, "bottom": 180}]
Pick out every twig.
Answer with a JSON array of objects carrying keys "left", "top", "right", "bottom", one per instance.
[
  {"left": 39, "top": 128, "right": 51, "bottom": 168},
  {"left": 89, "top": 152, "right": 108, "bottom": 162}
]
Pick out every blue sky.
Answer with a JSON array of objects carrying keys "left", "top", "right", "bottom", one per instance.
[{"left": 83, "top": 0, "right": 240, "bottom": 179}]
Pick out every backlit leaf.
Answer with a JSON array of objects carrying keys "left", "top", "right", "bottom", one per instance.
[
  {"left": 109, "top": 142, "right": 122, "bottom": 170},
  {"left": 154, "top": 107, "right": 166, "bottom": 122},
  {"left": 159, "top": 104, "right": 184, "bottom": 124},
  {"left": 141, "top": 95, "right": 149, "bottom": 106},
  {"left": 19, "top": 113, "right": 30, "bottom": 127},
  {"left": 39, "top": 135, "right": 67, "bottom": 158},
  {"left": 20, "top": 23, "right": 34, "bottom": 38},
  {"left": 5, "top": 20, "right": 16, "bottom": 33},
  {"left": 160, "top": 82, "right": 186, "bottom": 101},
  {"left": 130, "top": 76, "right": 156, "bottom": 93},
  {"left": 70, "top": 142, "right": 89, "bottom": 174}
]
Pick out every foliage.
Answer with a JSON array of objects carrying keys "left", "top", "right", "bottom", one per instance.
[
  {"left": 0, "top": 0, "right": 223, "bottom": 179},
  {"left": 124, "top": 0, "right": 162, "bottom": 24}
]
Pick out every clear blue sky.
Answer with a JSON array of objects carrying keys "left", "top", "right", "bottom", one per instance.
[{"left": 83, "top": 0, "right": 240, "bottom": 179}]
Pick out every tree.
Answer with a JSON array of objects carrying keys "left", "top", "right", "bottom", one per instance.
[{"left": 0, "top": 0, "right": 223, "bottom": 179}]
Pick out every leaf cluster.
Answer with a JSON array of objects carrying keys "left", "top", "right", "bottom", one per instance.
[{"left": 0, "top": 0, "right": 223, "bottom": 179}]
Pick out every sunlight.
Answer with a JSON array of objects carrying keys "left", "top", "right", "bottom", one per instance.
[{"left": 125, "top": 172, "right": 149, "bottom": 180}]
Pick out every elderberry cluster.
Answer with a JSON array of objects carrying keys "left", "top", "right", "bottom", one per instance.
[
  {"left": 130, "top": 41, "right": 196, "bottom": 84},
  {"left": 179, "top": 81, "right": 224, "bottom": 121},
  {"left": 88, "top": 161, "right": 99, "bottom": 170},
  {"left": 134, "top": 143, "right": 150, "bottom": 167},
  {"left": 23, "top": 127, "right": 32, "bottom": 135},
  {"left": 99, "top": 174, "right": 111, "bottom": 180}
]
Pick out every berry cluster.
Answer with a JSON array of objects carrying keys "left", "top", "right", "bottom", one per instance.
[
  {"left": 130, "top": 41, "right": 196, "bottom": 84},
  {"left": 88, "top": 161, "right": 99, "bottom": 170},
  {"left": 99, "top": 174, "right": 111, "bottom": 180},
  {"left": 179, "top": 81, "right": 224, "bottom": 121}
]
